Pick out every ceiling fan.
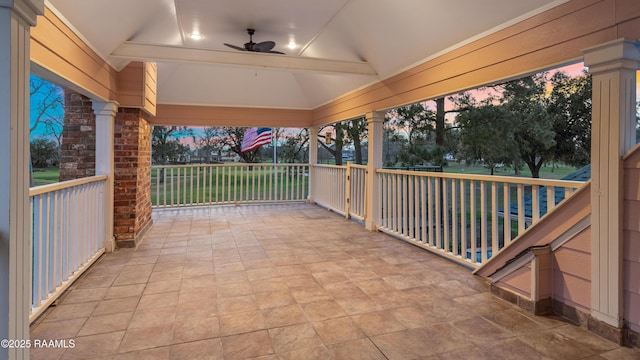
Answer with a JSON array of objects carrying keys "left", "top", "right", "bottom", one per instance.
[{"left": 224, "top": 29, "right": 285, "bottom": 54}]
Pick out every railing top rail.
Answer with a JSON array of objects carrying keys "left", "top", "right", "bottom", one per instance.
[
  {"left": 151, "top": 163, "right": 309, "bottom": 169},
  {"left": 29, "top": 175, "right": 108, "bottom": 197},
  {"left": 312, "top": 164, "right": 347, "bottom": 169},
  {"left": 348, "top": 164, "right": 367, "bottom": 169},
  {"left": 375, "top": 168, "right": 586, "bottom": 188}
]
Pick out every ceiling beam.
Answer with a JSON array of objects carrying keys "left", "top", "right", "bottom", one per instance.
[{"left": 111, "top": 42, "right": 378, "bottom": 76}]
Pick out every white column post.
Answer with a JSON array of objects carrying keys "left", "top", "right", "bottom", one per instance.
[
  {"left": 365, "top": 111, "right": 384, "bottom": 230},
  {"left": 308, "top": 127, "right": 318, "bottom": 202},
  {"left": 583, "top": 38, "right": 640, "bottom": 328},
  {"left": 92, "top": 101, "right": 118, "bottom": 252},
  {"left": 0, "top": 1, "right": 44, "bottom": 359}
]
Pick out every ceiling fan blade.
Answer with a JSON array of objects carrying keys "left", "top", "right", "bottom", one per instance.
[
  {"left": 224, "top": 43, "right": 247, "bottom": 51},
  {"left": 268, "top": 50, "right": 286, "bottom": 55},
  {"left": 253, "top": 41, "right": 275, "bottom": 52}
]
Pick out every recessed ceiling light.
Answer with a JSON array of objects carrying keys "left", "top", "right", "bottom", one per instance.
[
  {"left": 288, "top": 41, "right": 297, "bottom": 49},
  {"left": 190, "top": 32, "right": 203, "bottom": 40}
]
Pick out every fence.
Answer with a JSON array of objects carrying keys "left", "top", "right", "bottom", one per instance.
[
  {"left": 151, "top": 163, "right": 309, "bottom": 207},
  {"left": 30, "top": 175, "right": 107, "bottom": 321},
  {"left": 376, "top": 170, "right": 585, "bottom": 268}
]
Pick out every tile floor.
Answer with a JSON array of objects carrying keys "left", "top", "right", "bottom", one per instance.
[{"left": 30, "top": 203, "right": 640, "bottom": 359}]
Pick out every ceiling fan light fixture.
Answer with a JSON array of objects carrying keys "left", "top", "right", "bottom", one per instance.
[{"left": 224, "top": 29, "right": 285, "bottom": 55}]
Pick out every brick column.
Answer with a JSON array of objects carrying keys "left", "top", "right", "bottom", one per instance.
[
  {"left": 113, "top": 108, "right": 152, "bottom": 247},
  {"left": 60, "top": 90, "right": 96, "bottom": 181}
]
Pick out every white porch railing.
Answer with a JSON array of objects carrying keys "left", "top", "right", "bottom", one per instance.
[
  {"left": 312, "top": 164, "right": 347, "bottom": 216},
  {"left": 376, "top": 170, "right": 585, "bottom": 268},
  {"left": 151, "top": 163, "right": 309, "bottom": 208},
  {"left": 347, "top": 164, "right": 367, "bottom": 221},
  {"left": 29, "top": 175, "right": 107, "bottom": 322},
  {"left": 312, "top": 163, "right": 367, "bottom": 221}
]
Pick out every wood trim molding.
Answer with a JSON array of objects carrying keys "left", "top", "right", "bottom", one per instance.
[{"left": 153, "top": 104, "right": 313, "bottom": 128}]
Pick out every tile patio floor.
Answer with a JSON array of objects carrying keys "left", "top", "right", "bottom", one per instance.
[{"left": 30, "top": 203, "right": 640, "bottom": 359}]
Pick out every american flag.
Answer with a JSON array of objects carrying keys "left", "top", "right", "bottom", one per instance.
[{"left": 241, "top": 127, "right": 272, "bottom": 153}]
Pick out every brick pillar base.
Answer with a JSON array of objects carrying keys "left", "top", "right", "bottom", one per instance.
[
  {"left": 60, "top": 90, "right": 96, "bottom": 181},
  {"left": 113, "top": 108, "right": 152, "bottom": 247}
]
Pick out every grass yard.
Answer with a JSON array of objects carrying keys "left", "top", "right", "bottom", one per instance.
[
  {"left": 31, "top": 167, "right": 60, "bottom": 186},
  {"left": 443, "top": 162, "right": 578, "bottom": 180},
  {"left": 150, "top": 166, "right": 309, "bottom": 206}
]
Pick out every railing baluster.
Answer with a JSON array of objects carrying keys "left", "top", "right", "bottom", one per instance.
[
  {"left": 402, "top": 175, "right": 407, "bottom": 236},
  {"left": 480, "top": 181, "right": 487, "bottom": 263},
  {"left": 547, "top": 186, "right": 555, "bottom": 214},
  {"left": 491, "top": 181, "right": 498, "bottom": 260},
  {"left": 427, "top": 176, "right": 433, "bottom": 247},
  {"left": 196, "top": 166, "right": 200, "bottom": 204},
  {"left": 517, "top": 184, "right": 524, "bottom": 235},
  {"left": 435, "top": 176, "right": 442, "bottom": 250},
  {"left": 443, "top": 178, "right": 449, "bottom": 252},
  {"left": 532, "top": 185, "right": 540, "bottom": 223},
  {"left": 412, "top": 176, "right": 419, "bottom": 240},
  {"left": 460, "top": 179, "right": 467, "bottom": 259},
  {"left": 452, "top": 179, "right": 458, "bottom": 257},
  {"left": 503, "top": 183, "right": 511, "bottom": 246},
  {"left": 52, "top": 190, "right": 59, "bottom": 292},
  {"left": 420, "top": 177, "right": 427, "bottom": 244},
  {"left": 392, "top": 174, "right": 398, "bottom": 233}
]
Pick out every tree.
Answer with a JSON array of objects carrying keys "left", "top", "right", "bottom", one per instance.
[
  {"left": 278, "top": 128, "right": 309, "bottom": 163},
  {"left": 151, "top": 126, "right": 192, "bottom": 165},
  {"left": 388, "top": 103, "right": 435, "bottom": 147},
  {"left": 30, "top": 76, "right": 64, "bottom": 140},
  {"left": 218, "top": 127, "right": 263, "bottom": 163},
  {"left": 30, "top": 138, "right": 59, "bottom": 168},
  {"left": 453, "top": 74, "right": 565, "bottom": 178},
  {"left": 385, "top": 103, "right": 437, "bottom": 166},
  {"left": 547, "top": 71, "right": 592, "bottom": 167},
  {"left": 455, "top": 100, "right": 517, "bottom": 175},
  {"left": 318, "top": 123, "right": 347, "bottom": 165},
  {"left": 499, "top": 74, "right": 556, "bottom": 178},
  {"left": 343, "top": 117, "right": 367, "bottom": 164},
  {"left": 194, "top": 127, "right": 224, "bottom": 163}
]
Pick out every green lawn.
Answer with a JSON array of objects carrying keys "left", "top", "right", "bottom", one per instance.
[
  {"left": 32, "top": 167, "right": 60, "bottom": 186},
  {"left": 150, "top": 167, "right": 309, "bottom": 206},
  {"left": 443, "top": 162, "right": 578, "bottom": 180}
]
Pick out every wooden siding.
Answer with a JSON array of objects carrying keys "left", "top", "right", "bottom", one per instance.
[
  {"left": 498, "top": 265, "right": 532, "bottom": 298},
  {"left": 116, "top": 61, "right": 157, "bottom": 115},
  {"left": 552, "top": 228, "right": 592, "bottom": 312},
  {"left": 624, "top": 145, "right": 640, "bottom": 332},
  {"left": 30, "top": 7, "right": 117, "bottom": 101}
]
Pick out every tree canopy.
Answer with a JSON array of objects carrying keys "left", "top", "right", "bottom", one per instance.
[
  {"left": 151, "top": 126, "right": 192, "bottom": 165},
  {"left": 452, "top": 70, "right": 592, "bottom": 178}
]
